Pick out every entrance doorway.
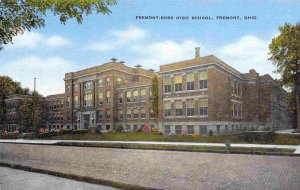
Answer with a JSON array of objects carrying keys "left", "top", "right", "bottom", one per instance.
[{"left": 83, "top": 114, "right": 90, "bottom": 129}]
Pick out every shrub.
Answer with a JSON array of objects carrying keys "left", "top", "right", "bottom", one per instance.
[
  {"left": 239, "top": 131, "right": 274, "bottom": 141},
  {"left": 1, "top": 132, "right": 19, "bottom": 139},
  {"left": 151, "top": 127, "right": 159, "bottom": 133},
  {"left": 143, "top": 125, "right": 150, "bottom": 133},
  {"left": 22, "top": 132, "right": 35, "bottom": 139},
  {"left": 135, "top": 127, "right": 143, "bottom": 133},
  {"left": 157, "top": 131, "right": 163, "bottom": 135},
  {"left": 113, "top": 123, "right": 123, "bottom": 132},
  {"left": 192, "top": 132, "right": 200, "bottom": 137},
  {"left": 208, "top": 130, "right": 213, "bottom": 136},
  {"left": 180, "top": 130, "right": 188, "bottom": 136},
  {"left": 72, "top": 129, "right": 88, "bottom": 134}
]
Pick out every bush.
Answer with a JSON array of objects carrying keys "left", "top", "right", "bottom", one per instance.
[
  {"left": 151, "top": 127, "right": 159, "bottom": 133},
  {"left": 22, "top": 132, "right": 35, "bottom": 139},
  {"left": 239, "top": 131, "right": 274, "bottom": 141},
  {"left": 192, "top": 132, "right": 200, "bottom": 137},
  {"left": 72, "top": 129, "right": 88, "bottom": 134},
  {"left": 208, "top": 130, "right": 213, "bottom": 136},
  {"left": 0, "top": 133, "right": 18, "bottom": 139},
  {"left": 135, "top": 127, "right": 143, "bottom": 133}
]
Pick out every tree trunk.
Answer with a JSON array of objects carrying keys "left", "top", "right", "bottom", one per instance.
[{"left": 297, "top": 86, "right": 300, "bottom": 130}]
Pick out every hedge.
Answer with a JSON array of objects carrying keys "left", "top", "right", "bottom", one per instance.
[{"left": 239, "top": 131, "right": 274, "bottom": 141}]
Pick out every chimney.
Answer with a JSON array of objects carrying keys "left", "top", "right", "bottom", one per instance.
[{"left": 195, "top": 47, "right": 200, "bottom": 59}]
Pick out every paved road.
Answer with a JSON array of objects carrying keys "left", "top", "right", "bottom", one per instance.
[
  {"left": 0, "top": 166, "right": 118, "bottom": 190},
  {"left": 0, "top": 143, "right": 299, "bottom": 190}
]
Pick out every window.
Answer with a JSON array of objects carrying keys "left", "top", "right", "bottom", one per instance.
[
  {"left": 231, "top": 125, "right": 235, "bottom": 132},
  {"left": 106, "top": 91, "right": 110, "bottom": 104},
  {"left": 73, "top": 84, "right": 79, "bottom": 92},
  {"left": 164, "top": 101, "right": 171, "bottom": 117},
  {"left": 118, "top": 92, "right": 123, "bottom": 103},
  {"left": 216, "top": 125, "right": 220, "bottom": 135},
  {"left": 98, "top": 110, "right": 103, "bottom": 120},
  {"left": 84, "top": 93, "right": 92, "bottom": 107},
  {"left": 164, "top": 125, "right": 170, "bottom": 134},
  {"left": 174, "top": 75, "right": 182, "bottom": 92},
  {"left": 118, "top": 110, "right": 123, "bottom": 119},
  {"left": 141, "top": 108, "right": 146, "bottom": 118},
  {"left": 66, "top": 96, "right": 70, "bottom": 107},
  {"left": 84, "top": 81, "right": 92, "bottom": 90},
  {"left": 106, "top": 125, "right": 110, "bottom": 130},
  {"left": 106, "top": 78, "right": 110, "bottom": 86},
  {"left": 98, "top": 92, "right": 103, "bottom": 105},
  {"left": 141, "top": 89, "right": 146, "bottom": 101},
  {"left": 164, "top": 77, "right": 171, "bottom": 93},
  {"left": 225, "top": 125, "right": 229, "bottom": 134},
  {"left": 133, "top": 90, "right": 139, "bottom": 102},
  {"left": 187, "top": 125, "right": 194, "bottom": 135},
  {"left": 232, "top": 102, "right": 242, "bottom": 118},
  {"left": 200, "top": 125, "right": 207, "bottom": 135},
  {"left": 175, "top": 100, "right": 182, "bottom": 116},
  {"left": 74, "top": 95, "right": 79, "bottom": 108},
  {"left": 199, "top": 70, "right": 208, "bottom": 89},
  {"left": 126, "top": 91, "right": 131, "bottom": 102},
  {"left": 126, "top": 109, "right": 131, "bottom": 119},
  {"left": 175, "top": 125, "right": 182, "bottom": 135},
  {"left": 199, "top": 98, "right": 208, "bottom": 116},
  {"left": 117, "top": 77, "right": 122, "bottom": 84},
  {"left": 98, "top": 79, "right": 103, "bottom": 87},
  {"left": 126, "top": 125, "right": 131, "bottom": 132},
  {"left": 133, "top": 108, "right": 139, "bottom": 119},
  {"left": 106, "top": 110, "right": 110, "bottom": 119},
  {"left": 186, "top": 73, "right": 195, "bottom": 91},
  {"left": 186, "top": 99, "right": 195, "bottom": 116},
  {"left": 66, "top": 85, "right": 71, "bottom": 92}
]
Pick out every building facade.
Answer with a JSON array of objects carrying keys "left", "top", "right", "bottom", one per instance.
[{"left": 2, "top": 48, "right": 292, "bottom": 134}]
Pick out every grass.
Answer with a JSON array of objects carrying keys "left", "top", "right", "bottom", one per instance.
[
  {"left": 51, "top": 132, "right": 300, "bottom": 145},
  {"left": 56, "top": 142, "right": 295, "bottom": 154}
]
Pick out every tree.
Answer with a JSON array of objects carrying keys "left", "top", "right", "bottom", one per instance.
[
  {"left": 20, "top": 91, "right": 43, "bottom": 132},
  {"left": 0, "top": 75, "right": 29, "bottom": 127},
  {"left": 269, "top": 22, "right": 300, "bottom": 130},
  {"left": 0, "top": 0, "right": 116, "bottom": 50},
  {"left": 151, "top": 76, "right": 159, "bottom": 118},
  {"left": 20, "top": 95, "right": 32, "bottom": 131}
]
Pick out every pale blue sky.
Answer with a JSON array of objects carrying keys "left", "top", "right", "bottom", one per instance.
[{"left": 1, "top": 0, "right": 299, "bottom": 95}]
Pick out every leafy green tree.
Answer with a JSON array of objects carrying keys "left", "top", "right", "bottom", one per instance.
[
  {"left": 20, "top": 91, "right": 43, "bottom": 132},
  {"left": 0, "top": 75, "right": 29, "bottom": 127},
  {"left": 20, "top": 95, "right": 32, "bottom": 131},
  {"left": 0, "top": 0, "right": 116, "bottom": 50},
  {"left": 151, "top": 76, "right": 159, "bottom": 118},
  {"left": 269, "top": 22, "right": 300, "bottom": 130}
]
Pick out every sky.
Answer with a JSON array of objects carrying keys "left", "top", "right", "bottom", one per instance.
[{"left": 1, "top": 0, "right": 300, "bottom": 96}]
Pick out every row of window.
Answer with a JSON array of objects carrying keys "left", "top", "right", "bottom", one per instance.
[
  {"left": 71, "top": 88, "right": 152, "bottom": 108},
  {"left": 67, "top": 77, "right": 128, "bottom": 92},
  {"left": 164, "top": 99, "right": 208, "bottom": 117},
  {"left": 163, "top": 71, "right": 208, "bottom": 93},
  {"left": 97, "top": 108, "right": 155, "bottom": 120},
  {"left": 164, "top": 124, "right": 244, "bottom": 135}
]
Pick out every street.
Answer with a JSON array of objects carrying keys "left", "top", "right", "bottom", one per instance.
[{"left": 0, "top": 143, "right": 299, "bottom": 190}]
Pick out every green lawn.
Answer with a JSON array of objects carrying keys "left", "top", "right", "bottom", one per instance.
[
  {"left": 51, "top": 132, "right": 300, "bottom": 145},
  {"left": 56, "top": 142, "right": 295, "bottom": 154}
]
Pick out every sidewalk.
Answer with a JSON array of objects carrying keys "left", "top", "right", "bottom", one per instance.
[
  {"left": 0, "top": 139, "right": 299, "bottom": 154},
  {"left": 0, "top": 166, "right": 118, "bottom": 190}
]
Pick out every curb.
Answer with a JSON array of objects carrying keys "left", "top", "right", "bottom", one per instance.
[{"left": 0, "top": 162, "right": 161, "bottom": 190}]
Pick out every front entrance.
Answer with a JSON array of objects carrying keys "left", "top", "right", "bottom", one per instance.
[{"left": 83, "top": 114, "right": 90, "bottom": 129}]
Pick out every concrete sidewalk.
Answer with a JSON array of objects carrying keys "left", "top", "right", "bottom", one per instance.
[
  {"left": 0, "top": 139, "right": 299, "bottom": 154},
  {"left": 0, "top": 166, "right": 118, "bottom": 190}
]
